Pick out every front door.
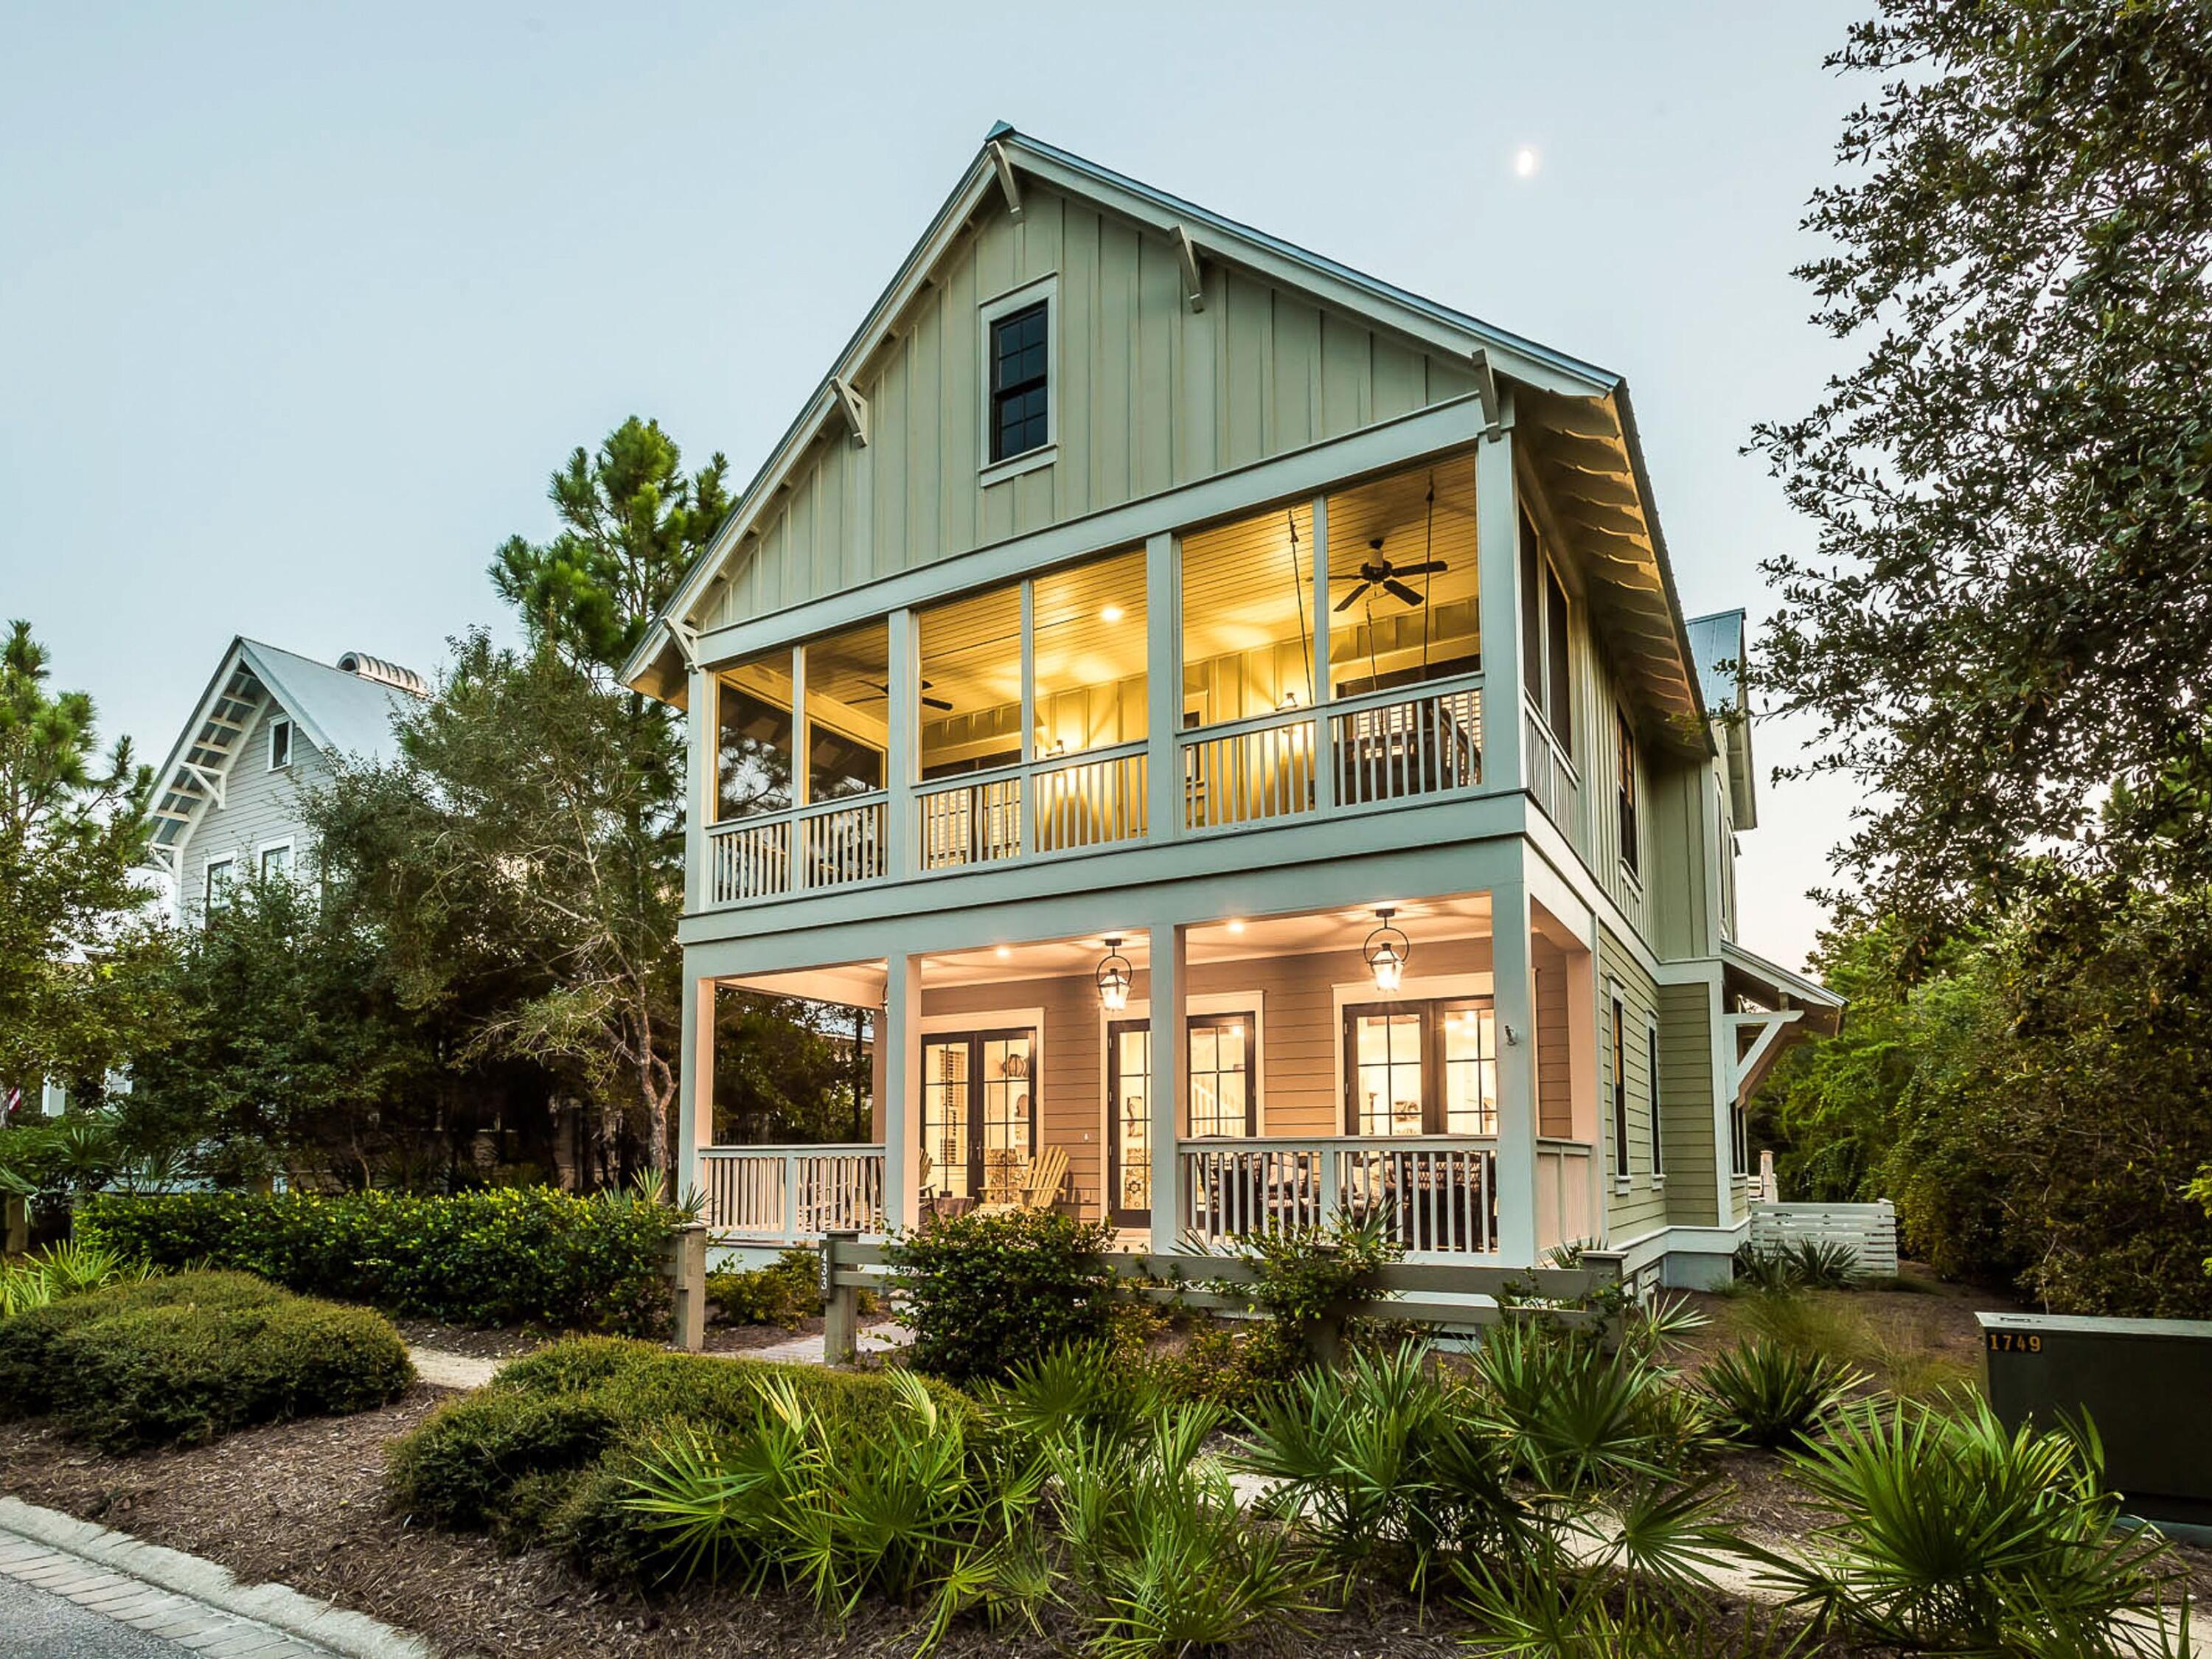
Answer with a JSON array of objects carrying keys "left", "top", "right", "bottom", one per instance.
[
  {"left": 921, "top": 1028, "right": 1037, "bottom": 1204},
  {"left": 1106, "top": 1020, "right": 1151, "bottom": 1227}
]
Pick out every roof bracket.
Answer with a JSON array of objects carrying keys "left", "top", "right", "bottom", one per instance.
[
  {"left": 179, "top": 759, "right": 226, "bottom": 810},
  {"left": 1725, "top": 1008, "right": 1804, "bottom": 1105},
  {"left": 664, "top": 617, "right": 700, "bottom": 675},
  {"left": 830, "top": 376, "right": 869, "bottom": 447},
  {"left": 1174, "top": 225, "right": 1206, "bottom": 312},
  {"left": 988, "top": 141, "right": 1023, "bottom": 220},
  {"left": 1471, "top": 347, "right": 1503, "bottom": 441}
]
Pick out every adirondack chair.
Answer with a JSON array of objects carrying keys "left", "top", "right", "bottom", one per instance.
[{"left": 972, "top": 1145, "right": 1069, "bottom": 1219}]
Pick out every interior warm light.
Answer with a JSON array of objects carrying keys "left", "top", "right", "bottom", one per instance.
[
  {"left": 1227, "top": 919, "right": 1246, "bottom": 934},
  {"left": 1101, "top": 604, "right": 1125, "bottom": 624},
  {"left": 995, "top": 945, "right": 1012, "bottom": 959},
  {"left": 1095, "top": 936, "right": 1133, "bottom": 1012},
  {"left": 1277, "top": 688, "right": 1301, "bottom": 709},
  {"left": 1363, "top": 908, "right": 1411, "bottom": 992}
]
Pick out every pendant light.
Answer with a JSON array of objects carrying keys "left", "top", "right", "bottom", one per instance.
[
  {"left": 1363, "top": 908, "right": 1411, "bottom": 992},
  {"left": 1095, "top": 936, "right": 1133, "bottom": 1012}
]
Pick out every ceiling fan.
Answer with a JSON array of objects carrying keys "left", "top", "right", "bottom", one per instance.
[
  {"left": 1332, "top": 538, "right": 1449, "bottom": 612},
  {"left": 856, "top": 678, "right": 953, "bottom": 713}
]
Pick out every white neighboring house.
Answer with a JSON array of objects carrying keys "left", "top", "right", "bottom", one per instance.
[{"left": 142, "top": 639, "right": 429, "bottom": 922}]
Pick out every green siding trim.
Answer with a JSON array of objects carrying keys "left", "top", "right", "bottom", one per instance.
[
  {"left": 1658, "top": 981, "right": 1718, "bottom": 1223},
  {"left": 1598, "top": 926, "right": 1666, "bottom": 1238}
]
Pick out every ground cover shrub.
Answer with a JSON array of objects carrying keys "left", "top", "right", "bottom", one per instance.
[
  {"left": 706, "top": 1249, "right": 818, "bottom": 1329},
  {"left": 884, "top": 1208, "right": 1115, "bottom": 1385},
  {"left": 0, "top": 1270, "right": 411, "bottom": 1451},
  {"left": 1699, "top": 1339, "right": 1864, "bottom": 1449},
  {"left": 1472, "top": 1316, "right": 1713, "bottom": 1492},
  {"left": 386, "top": 1337, "right": 971, "bottom": 1585},
  {"left": 79, "top": 1186, "right": 677, "bottom": 1333},
  {"left": 1733, "top": 1239, "right": 1859, "bottom": 1293},
  {"left": 1753, "top": 1395, "right": 2178, "bottom": 1655},
  {"left": 0, "top": 1239, "right": 154, "bottom": 1316},
  {"left": 1212, "top": 1214, "right": 1402, "bottom": 1360}
]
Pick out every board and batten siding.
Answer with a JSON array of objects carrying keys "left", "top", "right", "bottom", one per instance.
[
  {"left": 704, "top": 187, "right": 1482, "bottom": 632},
  {"left": 1655, "top": 981, "right": 1718, "bottom": 1222},
  {"left": 1598, "top": 925, "right": 1665, "bottom": 1238},
  {"left": 185, "top": 700, "right": 325, "bottom": 910}
]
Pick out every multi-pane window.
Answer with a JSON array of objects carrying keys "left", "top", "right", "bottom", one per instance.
[
  {"left": 260, "top": 843, "right": 291, "bottom": 882},
  {"left": 268, "top": 716, "right": 292, "bottom": 770},
  {"left": 1610, "top": 994, "right": 1630, "bottom": 1180},
  {"left": 1344, "top": 998, "right": 1496, "bottom": 1135},
  {"left": 1187, "top": 1014, "right": 1256, "bottom": 1137},
  {"left": 1519, "top": 513, "right": 1573, "bottom": 757},
  {"left": 1646, "top": 1023, "right": 1663, "bottom": 1177},
  {"left": 919, "top": 1028, "right": 1037, "bottom": 1203},
  {"left": 989, "top": 300, "right": 1049, "bottom": 462},
  {"left": 204, "top": 857, "right": 234, "bottom": 908},
  {"left": 1617, "top": 711, "right": 1639, "bottom": 876}
]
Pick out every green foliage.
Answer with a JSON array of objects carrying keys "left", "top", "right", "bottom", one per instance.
[
  {"left": 706, "top": 1248, "right": 819, "bottom": 1329},
  {"left": 1753, "top": 5, "right": 2212, "bottom": 928},
  {"left": 1728, "top": 1290, "right": 1974, "bottom": 1404},
  {"left": 78, "top": 1187, "right": 677, "bottom": 1333},
  {"left": 1471, "top": 1318, "right": 1712, "bottom": 1493},
  {"left": 1140, "top": 1319, "right": 1304, "bottom": 1414},
  {"left": 885, "top": 1208, "right": 1116, "bottom": 1385},
  {"left": 0, "top": 1270, "right": 411, "bottom": 1451},
  {"left": 1699, "top": 1340, "right": 1864, "bottom": 1450},
  {"left": 1213, "top": 1214, "right": 1402, "bottom": 1359},
  {"left": 0, "top": 1239, "right": 153, "bottom": 1317},
  {"left": 1733, "top": 1239, "right": 1858, "bottom": 1293},
  {"left": 1753, "top": 1396, "right": 2177, "bottom": 1655},
  {"left": 1452, "top": 1559, "right": 1819, "bottom": 1658}
]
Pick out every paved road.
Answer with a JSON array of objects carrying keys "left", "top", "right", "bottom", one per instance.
[{"left": 0, "top": 1569, "right": 192, "bottom": 1657}]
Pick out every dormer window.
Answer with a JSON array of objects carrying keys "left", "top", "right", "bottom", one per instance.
[
  {"left": 989, "top": 300, "right": 1049, "bottom": 462},
  {"left": 268, "top": 716, "right": 293, "bottom": 771}
]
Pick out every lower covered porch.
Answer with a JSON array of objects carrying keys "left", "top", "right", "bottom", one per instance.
[{"left": 684, "top": 884, "right": 1602, "bottom": 1267}]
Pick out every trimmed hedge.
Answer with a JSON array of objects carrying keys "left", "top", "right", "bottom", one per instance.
[
  {"left": 884, "top": 1208, "right": 1117, "bottom": 1385},
  {"left": 386, "top": 1337, "right": 971, "bottom": 1581},
  {"left": 0, "top": 1270, "right": 413, "bottom": 1451},
  {"left": 78, "top": 1188, "right": 676, "bottom": 1333}
]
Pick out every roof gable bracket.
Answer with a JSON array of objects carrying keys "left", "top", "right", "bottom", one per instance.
[
  {"left": 1471, "top": 347, "right": 1503, "bottom": 441},
  {"left": 1725, "top": 1008, "right": 1803, "bottom": 1105},
  {"left": 179, "top": 759, "right": 226, "bottom": 809},
  {"left": 830, "top": 375, "right": 869, "bottom": 447},
  {"left": 988, "top": 141, "right": 1023, "bottom": 220},
  {"left": 664, "top": 617, "right": 700, "bottom": 675},
  {"left": 1174, "top": 226, "right": 1205, "bottom": 312}
]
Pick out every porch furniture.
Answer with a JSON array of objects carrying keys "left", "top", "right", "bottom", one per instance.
[{"left": 973, "top": 1145, "right": 1068, "bottom": 1218}]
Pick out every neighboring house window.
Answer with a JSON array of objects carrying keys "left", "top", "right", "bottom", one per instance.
[
  {"left": 1343, "top": 998, "right": 1497, "bottom": 1135},
  {"left": 260, "top": 841, "right": 292, "bottom": 882},
  {"left": 1617, "top": 711, "right": 1640, "bottom": 876},
  {"left": 1646, "top": 1021, "right": 1663, "bottom": 1178},
  {"left": 1519, "top": 512, "right": 1573, "bottom": 758},
  {"left": 40, "top": 1080, "right": 67, "bottom": 1117},
  {"left": 204, "top": 856, "right": 234, "bottom": 907},
  {"left": 988, "top": 299, "right": 1049, "bottom": 462},
  {"left": 268, "top": 716, "right": 292, "bottom": 770},
  {"left": 1609, "top": 993, "right": 1630, "bottom": 1180},
  {"left": 1186, "top": 1012, "right": 1257, "bottom": 1137}
]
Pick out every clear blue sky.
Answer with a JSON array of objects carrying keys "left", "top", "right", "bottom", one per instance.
[{"left": 1, "top": 0, "right": 1868, "bottom": 968}]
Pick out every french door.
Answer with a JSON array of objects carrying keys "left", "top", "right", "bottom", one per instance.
[
  {"left": 920, "top": 1027, "right": 1037, "bottom": 1203},
  {"left": 1105, "top": 1012, "right": 1257, "bottom": 1228},
  {"left": 1343, "top": 998, "right": 1498, "bottom": 1135}
]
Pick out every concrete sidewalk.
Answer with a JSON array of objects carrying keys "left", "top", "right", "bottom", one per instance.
[{"left": 0, "top": 1496, "right": 431, "bottom": 1659}]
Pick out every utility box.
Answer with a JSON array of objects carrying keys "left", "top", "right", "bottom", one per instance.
[{"left": 1978, "top": 1311, "right": 2212, "bottom": 1528}]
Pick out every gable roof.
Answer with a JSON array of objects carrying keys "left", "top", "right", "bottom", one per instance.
[
  {"left": 144, "top": 637, "right": 426, "bottom": 868},
  {"left": 625, "top": 124, "right": 1713, "bottom": 752}
]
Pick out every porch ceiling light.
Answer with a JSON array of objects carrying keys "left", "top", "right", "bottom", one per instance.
[
  {"left": 1363, "top": 908, "right": 1411, "bottom": 992},
  {"left": 1096, "top": 936, "right": 1133, "bottom": 1012}
]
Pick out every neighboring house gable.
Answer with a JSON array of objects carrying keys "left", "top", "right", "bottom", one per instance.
[{"left": 143, "top": 639, "right": 427, "bottom": 919}]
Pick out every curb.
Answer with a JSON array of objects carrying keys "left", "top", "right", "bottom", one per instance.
[{"left": 0, "top": 1494, "right": 434, "bottom": 1659}]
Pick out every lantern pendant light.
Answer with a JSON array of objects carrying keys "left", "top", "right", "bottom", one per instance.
[
  {"left": 1363, "top": 908, "right": 1411, "bottom": 992},
  {"left": 1095, "top": 936, "right": 1133, "bottom": 1012}
]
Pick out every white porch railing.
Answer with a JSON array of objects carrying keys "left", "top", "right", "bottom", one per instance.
[
  {"left": 1180, "top": 708, "right": 1319, "bottom": 832},
  {"left": 706, "top": 793, "right": 888, "bottom": 904},
  {"left": 1535, "top": 1138, "right": 1596, "bottom": 1255},
  {"left": 1180, "top": 1135, "right": 1498, "bottom": 1256},
  {"left": 699, "top": 1144, "right": 886, "bottom": 1239},
  {"left": 1329, "top": 675, "right": 1484, "bottom": 807},
  {"left": 1523, "top": 704, "right": 1578, "bottom": 836},
  {"left": 917, "top": 742, "right": 1149, "bottom": 870}
]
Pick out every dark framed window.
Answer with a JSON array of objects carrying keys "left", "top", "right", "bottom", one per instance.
[
  {"left": 268, "top": 716, "right": 292, "bottom": 771},
  {"left": 1609, "top": 994, "right": 1630, "bottom": 1180},
  {"left": 1186, "top": 1012, "right": 1257, "bottom": 1137},
  {"left": 1646, "top": 1023, "right": 1663, "bottom": 1177},
  {"left": 989, "top": 300, "right": 1049, "bottom": 462},
  {"left": 920, "top": 1027, "right": 1036, "bottom": 1203},
  {"left": 1520, "top": 511, "right": 1573, "bottom": 759},
  {"left": 1343, "top": 998, "right": 1497, "bottom": 1135},
  {"left": 1617, "top": 710, "right": 1639, "bottom": 876}
]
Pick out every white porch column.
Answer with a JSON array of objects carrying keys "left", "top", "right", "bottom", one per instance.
[
  {"left": 1145, "top": 921, "right": 1186, "bottom": 1250},
  {"left": 886, "top": 608, "right": 918, "bottom": 879},
  {"left": 1473, "top": 411, "right": 1523, "bottom": 794},
  {"left": 1309, "top": 494, "right": 1335, "bottom": 815},
  {"left": 686, "top": 668, "right": 714, "bottom": 912},
  {"left": 1144, "top": 531, "right": 1180, "bottom": 844},
  {"left": 1490, "top": 874, "right": 1543, "bottom": 1265},
  {"left": 676, "top": 970, "right": 717, "bottom": 1194},
  {"left": 881, "top": 952, "right": 924, "bottom": 1231}
]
